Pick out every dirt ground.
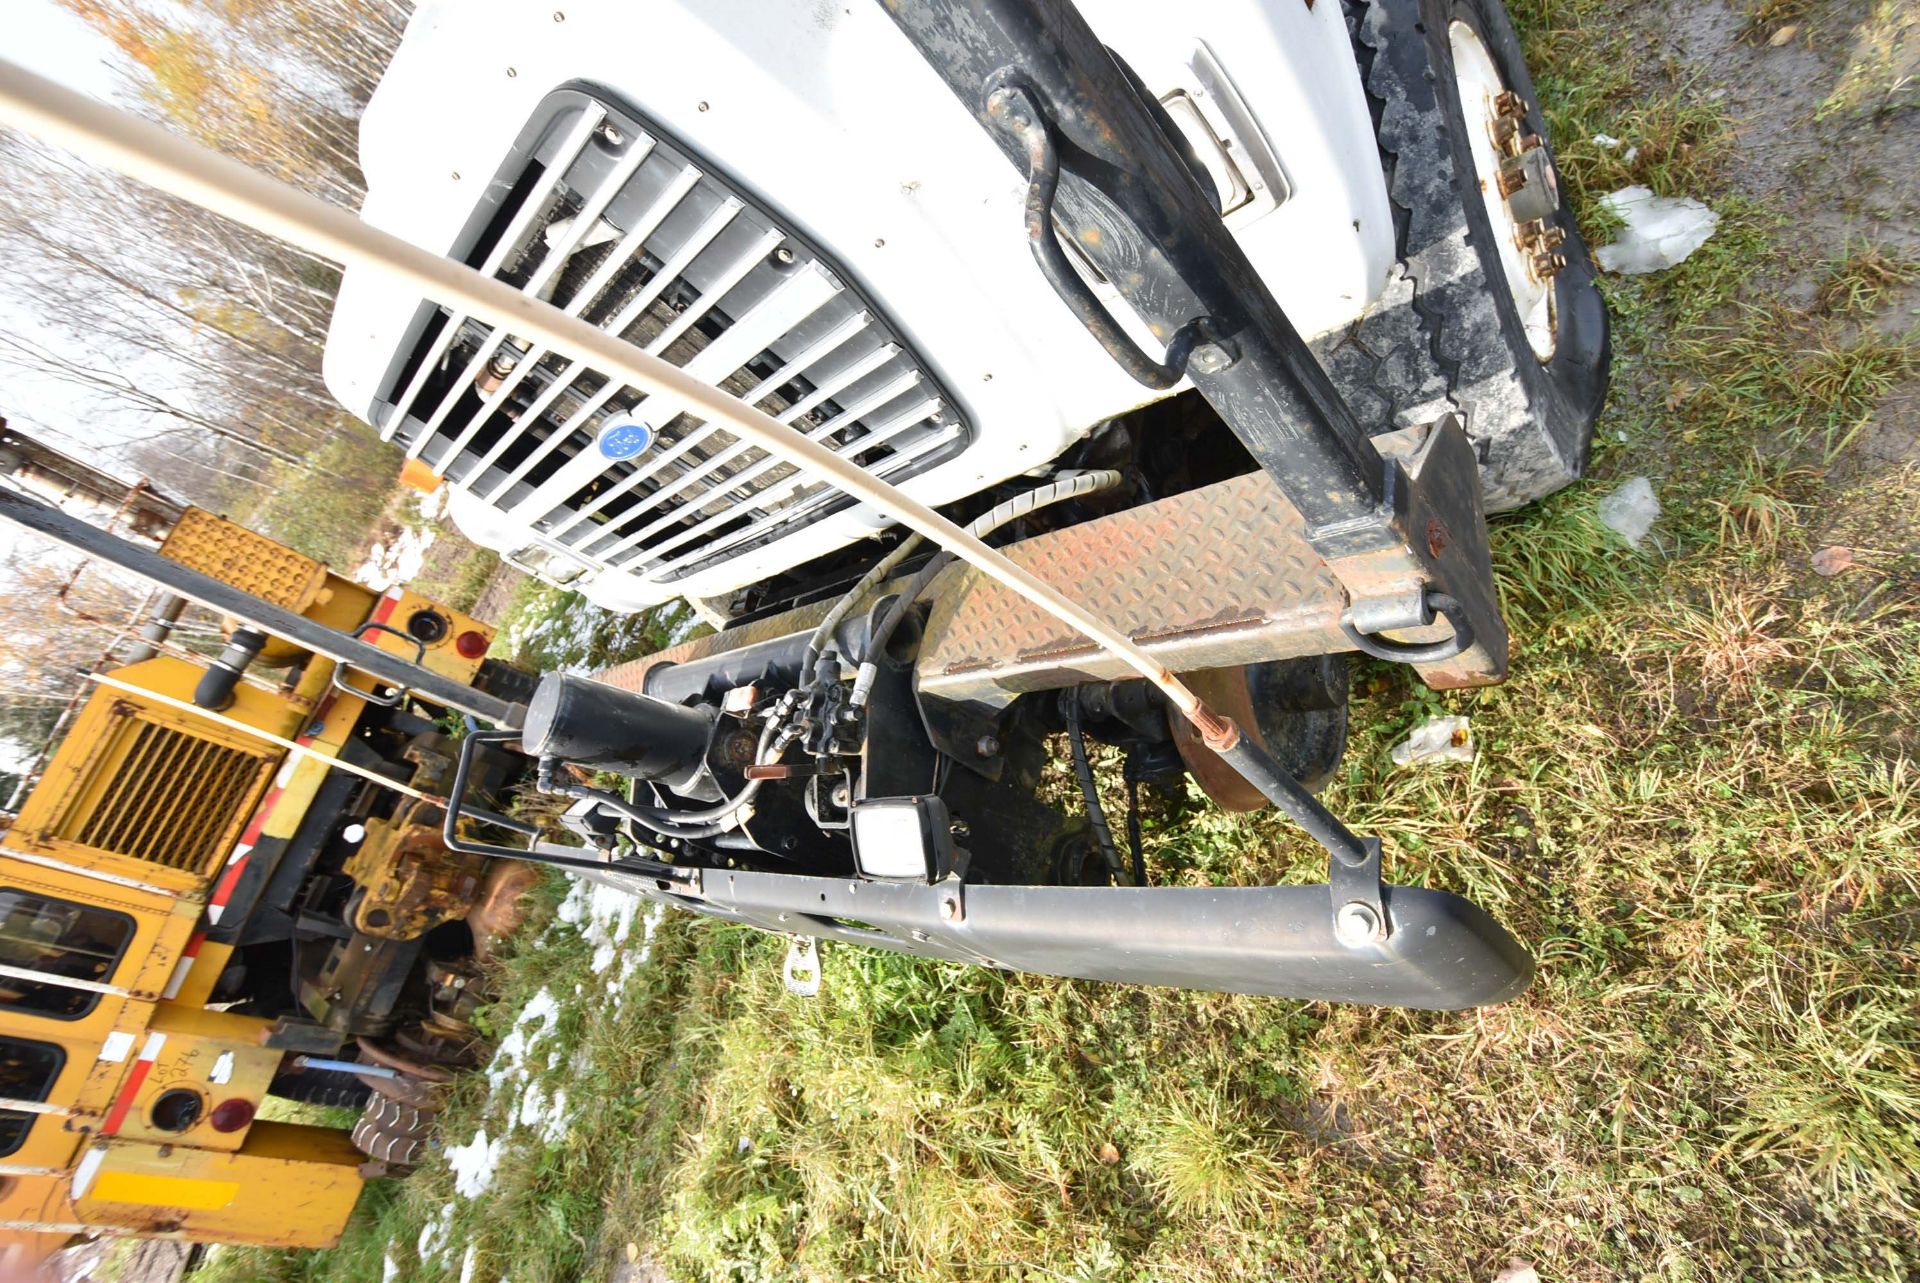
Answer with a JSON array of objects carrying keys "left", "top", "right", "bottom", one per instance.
[{"left": 1657, "top": 0, "right": 1919, "bottom": 472}]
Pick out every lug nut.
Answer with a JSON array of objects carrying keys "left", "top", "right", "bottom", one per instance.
[
  {"left": 1496, "top": 167, "right": 1528, "bottom": 198},
  {"left": 1530, "top": 251, "right": 1567, "bottom": 278},
  {"left": 1493, "top": 90, "right": 1527, "bottom": 119}
]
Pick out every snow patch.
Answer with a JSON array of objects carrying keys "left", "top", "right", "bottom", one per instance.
[
  {"left": 485, "top": 987, "right": 562, "bottom": 1093},
  {"left": 418, "top": 1202, "right": 455, "bottom": 1263},
  {"left": 1596, "top": 476, "right": 1661, "bottom": 550},
  {"left": 517, "top": 1080, "right": 572, "bottom": 1146},
  {"left": 355, "top": 523, "right": 436, "bottom": 591},
  {"left": 446, "top": 1128, "right": 507, "bottom": 1199},
  {"left": 558, "top": 879, "right": 642, "bottom": 975}
]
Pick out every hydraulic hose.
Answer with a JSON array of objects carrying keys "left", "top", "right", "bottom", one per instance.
[
  {"left": 861, "top": 469, "right": 1123, "bottom": 680},
  {"left": 1065, "top": 698, "right": 1124, "bottom": 882},
  {"left": 800, "top": 532, "right": 925, "bottom": 678}
]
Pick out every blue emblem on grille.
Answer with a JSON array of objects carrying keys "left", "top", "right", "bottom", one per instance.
[{"left": 597, "top": 419, "right": 655, "bottom": 460}]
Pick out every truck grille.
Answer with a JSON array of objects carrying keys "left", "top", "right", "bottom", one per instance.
[
  {"left": 58, "top": 714, "right": 273, "bottom": 875},
  {"left": 375, "top": 90, "right": 968, "bottom": 588}
]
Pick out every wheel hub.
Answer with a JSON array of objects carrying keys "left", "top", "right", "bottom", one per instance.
[{"left": 1451, "top": 21, "right": 1561, "bottom": 361}]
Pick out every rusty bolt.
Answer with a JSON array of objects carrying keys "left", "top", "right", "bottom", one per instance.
[
  {"left": 1493, "top": 90, "right": 1527, "bottom": 118},
  {"left": 1530, "top": 251, "right": 1568, "bottom": 278},
  {"left": 1496, "top": 167, "right": 1527, "bottom": 198},
  {"left": 1516, "top": 133, "right": 1544, "bottom": 153}
]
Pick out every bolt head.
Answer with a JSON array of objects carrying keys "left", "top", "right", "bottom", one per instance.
[
  {"left": 1189, "top": 342, "right": 1234, "bottom": 375},
  {"left": 772, "top": 244, "right": 796, "bottom": 265},
  {"left": 974, "top": 735, "right": 1000, "bottom": 758},
  {"left": 1334, "top": 901, "right": 1382, "bottom": 948}
]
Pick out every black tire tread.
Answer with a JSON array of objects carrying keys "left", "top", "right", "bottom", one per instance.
[
  {"left": 266, "top": 1066, "right": 373, "bottom": 1111},
  {"left": 1316, "top": 0, "right": 1604, "bottom": 512}
]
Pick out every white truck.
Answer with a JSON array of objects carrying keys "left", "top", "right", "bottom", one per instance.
[{"left": 316, "top": 0, "right": 1609, "bottom": 1008}]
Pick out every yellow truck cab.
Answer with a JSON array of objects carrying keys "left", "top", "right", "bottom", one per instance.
[{"left": 0, "top": 508, "right": 531, "bottom": 1271}]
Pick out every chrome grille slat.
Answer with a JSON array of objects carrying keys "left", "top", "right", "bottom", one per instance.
[
  {"left": 431, "top": 140, "right": 667, "bottom": 471},
  {"left": 381, "top": 107, "right": 606, "bottom": 440},
  {"left": 375, "top": 93, "right": 969, "bottom": 595},
  {"left": 473, "top": 164, "right": 710, "bottom": 498},
  {"left": 501, "top": 198, "right": 750, "bottom": 524},
  {"left": 539, "top": 266, "right": 846, "bottom": 545},
  {"left": 533, "top": 304, "right": 873, "bottom": 546},
  {"left": 585, "top": 369, "right": 925, "bottom": 563},
  {"left": 645, "top": 423, "right": 963, "bottom": 578},
  {"left": 417, "top": 136, "right": 663, "bottom": 466},
  {"left": 604, "top": 388, "right": 941, "bottom": 568}
]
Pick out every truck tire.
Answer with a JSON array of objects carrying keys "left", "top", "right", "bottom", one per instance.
[
  {"left": 351, "top": 1094, "right": 437, "bottom": 1168},
  {"left": 1317, "top": 0, "right": 1609, "bottom": 512},
  {"left": 266, "top": 1065, "right": 373, "bottom": 1111}
]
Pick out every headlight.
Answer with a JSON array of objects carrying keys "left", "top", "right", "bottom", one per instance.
[{"left": 850, "top": 795, "right": 956, "bottom": 883}]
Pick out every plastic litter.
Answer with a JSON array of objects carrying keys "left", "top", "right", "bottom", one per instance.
[
  {"left": 1390, "top": 715, "right": 1475, "bottom": 767},
  {"left": 1594, "top": 185, "right": 1718, "bottom": 274},
  {"left": 1596, "top": 475, "right": 1660, "bottom": 549},
  {"left": 1592, "top": 132, "right": 1639, "bottom": 163}
]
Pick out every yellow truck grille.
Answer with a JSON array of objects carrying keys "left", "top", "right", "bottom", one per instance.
[{"left": 62, "top": 719, "right": 272, "bottom": 874}]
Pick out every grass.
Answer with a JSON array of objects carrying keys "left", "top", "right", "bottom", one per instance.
[
  {"left": 485, "top": 578, "right": 704, "bottom": 671},
  {"left": 199, "top": 1, "right": 1920, "bottom": 1279},
  {"left": 1818, "top": 0, "right": 1920, "bottom": 120}
]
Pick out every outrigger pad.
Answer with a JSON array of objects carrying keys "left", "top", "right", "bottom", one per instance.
[{"left": 604, "top": 871, "right": 1534, "bottom": 1011}]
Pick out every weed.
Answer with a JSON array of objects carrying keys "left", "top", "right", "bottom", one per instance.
[
  {"left": 1815, "top": 241, "right": 1920, "bottom": 317},
  {"left": 1819, "top": 0, "right": 1920, "bottom": 121}
]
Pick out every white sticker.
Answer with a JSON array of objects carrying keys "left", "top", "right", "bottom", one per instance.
[
  {"left": 97, "top": 1031, "right": 136, "bottom": 1063},
  {"left": 209, "top": 1051, "right": 235, "bottom": 1085}
]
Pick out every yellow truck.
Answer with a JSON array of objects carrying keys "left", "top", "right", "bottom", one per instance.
[{"left": 0, "top": 504, "right": 535, "bottom": 1271}]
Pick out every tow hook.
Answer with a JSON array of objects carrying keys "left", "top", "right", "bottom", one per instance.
[
  {"left": 783, "top": 935, "right": 822, "bottom": 998},
  {"left": 1489, "top": 91, "right": 1567, "bottom": 280}
]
